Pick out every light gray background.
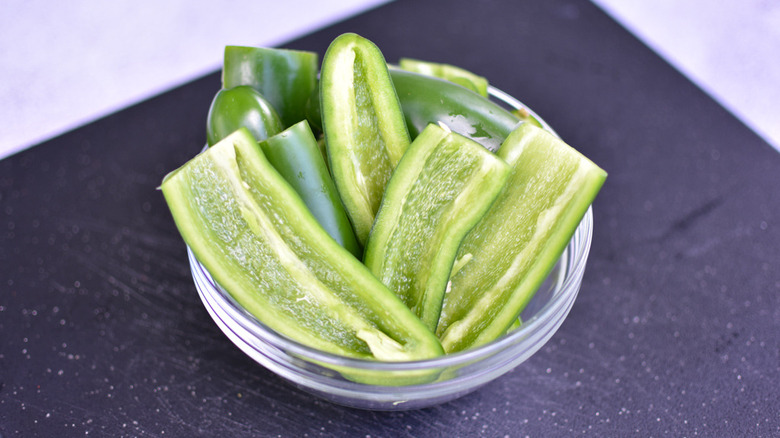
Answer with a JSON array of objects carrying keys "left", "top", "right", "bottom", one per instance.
[{"left": 1, "top": 0, "right": 778, "bottom": 159}]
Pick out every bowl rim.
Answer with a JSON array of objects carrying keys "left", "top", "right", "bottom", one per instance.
[{"left": 187, "top": 84, "right": 591, "bottom": 374}]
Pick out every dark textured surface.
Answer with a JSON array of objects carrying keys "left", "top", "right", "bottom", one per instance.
[{"left": 2, "top": 0, "right": 778, "bottom": 436}]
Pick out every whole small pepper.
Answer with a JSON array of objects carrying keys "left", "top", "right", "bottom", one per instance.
[{"left": 206, "top": 85, "right": 283, "bottom": 146}]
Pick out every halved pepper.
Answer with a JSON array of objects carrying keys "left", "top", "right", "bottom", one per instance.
[
  {"left": 223, "top": 46, "right": 318, "bottom": 128},
  {"left": 364, "top": 123, "right": 511, "bottom": 331},
  {"left": 436, "top": 123, "right": 607, "bottom": 353},
  {"left": 161, "top": 128, "right": 443, "bottom": 361},
  {"left": 258, "top": 120, "right": 361, "bottom": 258},
  {"left": 320, "top": 33, "right": 411, "bottom": 246},
  {"left": 398, "top": 57, "right": 489, "bottom": 97}
]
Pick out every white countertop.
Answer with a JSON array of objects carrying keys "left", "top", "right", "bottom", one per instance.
[
  {"left": 0, "top": 0, "right": 390, "bottom": 159},
  {"left": 1, "top": 0, "right": 778, "bottom": 160}
]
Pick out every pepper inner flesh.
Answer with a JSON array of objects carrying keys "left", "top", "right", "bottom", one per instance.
[
  {"left": 378, "top": 135, "right": 480, "bottom": 315},
  {"left": 163, "top": 131, "right": 444, "bottom": 361},
  {"left": 436, "top": 124, "right": 606, "bottom": 352},
  {"left": 350, "top": 53, "right": 393, "bottom": 217}
]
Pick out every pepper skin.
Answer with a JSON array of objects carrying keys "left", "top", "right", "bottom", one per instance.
[
  {"left": 389, "top": 69, "right": 520, "bottom": 152},
  {"left": 398, "top": 57, "right": 489, "bottom": 97},
  {"left": 223, "top": 46, "right": 318, "bottom": 129},
  {"left": 259, "top": 120, "right": 361, "bottom": 258},
  {"left": 206, "top": 85, "right": 283, "bottom": 146},
  {"left": 320, "top": 33, "right": 411, "bottom": 246},
  {"left": 437, "top": 123, "right": 606, "bottom": 352},
  {"left": 364, "top": 123, "right": 510, "bottom": 331}
]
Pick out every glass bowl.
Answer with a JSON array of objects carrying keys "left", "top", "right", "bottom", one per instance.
[{"left": 187, "top": 86, "right": 593, "bottom": 410}]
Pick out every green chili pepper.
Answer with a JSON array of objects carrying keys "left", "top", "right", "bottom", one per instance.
[
  {"left": 436, "top": 123, "right": 606, "bottom": 352},
  {"left": 364, "top": 123, "right": 511, "bottom": 331},
  {"left": 389, "top": 68, "right": 520, "bottom": 152},
  {"left": 223, "top": 46, "right": 318, "bottom": 128},
  {"left": 206, "top": 85, "right": 283, "bottom": 146},
  {"left": 398, "top": 58, "right": 489, "bottom": 97},
  {"left": 320, "top": 33, "right": 411, "bottom": 246},
  {"left": 161, "top": 128, "right": 443, "bottom": 362},
  {"left": 304, "top": 84, "right": 323, "bottom": 133},
  {"left": 258, "top": 120, "right": 361, "bottom": 257}
]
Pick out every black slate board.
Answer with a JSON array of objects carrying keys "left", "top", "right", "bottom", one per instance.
[{"left": 2, "top": 0, "right": 778, "bottom": 436}]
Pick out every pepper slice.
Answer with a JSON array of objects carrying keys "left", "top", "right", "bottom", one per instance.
[
  {"left": 161, "top": 128, "right": 443, "bottom": 361},
  {"left": 398, "top": 58, "right": 489, "bottom": 97},
  {"left": 259, "top": 120, "right": 361, "bottom": 258},
  {"left": 436, "top": 123, "right": 607, "bottom": 353},
  {"left": 364, "top": 123, "right": 511, "bottom": 331},
  {"left": 320, "top": 33, "right": 411, "bottom": 246},
  {"left": 389, "top": 69, "right": 520, "bottom": 152},
  {"left": 206, "top": 85, "right": 283, "bottom": 146},
  {"left": 223, "top": 46, "right": 318, "bottom": 128}
]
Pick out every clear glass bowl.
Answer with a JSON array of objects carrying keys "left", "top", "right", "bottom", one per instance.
[{"left": 187, "top": 87, "right": 593, "bottom": 410}]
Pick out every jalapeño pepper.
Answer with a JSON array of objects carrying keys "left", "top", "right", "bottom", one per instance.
[
  {"left": 320, "top": 33, "right": 411, "bottom": 246},
  {"left": 259, "top": 120, "right": 361, "bottom": 257},
  {"left": 398, "top": 57, "right": 489, "bottom": 97},
  {"left": 206, "top": 85, "right": 283, "bottom": 146},
  {"left": 364, "top": 123, "right": 510, "bottom": 330},
  {"left": 436, "top": 123, "right": 606, "bottom": 352},
  {"left": 389, "top": 68, "right": 520, "bottom": 151},
  {"left": 161, "top": 128, "right": 443, "bottom": 361}
]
